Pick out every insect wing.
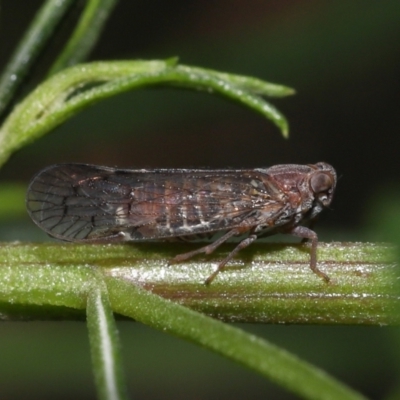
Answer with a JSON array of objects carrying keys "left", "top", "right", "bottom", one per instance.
[
  {"left": 27, "top": 164, "right": 129, "bottom": 240},
  {"left": 26, "top": 164, "right": 288, "bottom": 242}
]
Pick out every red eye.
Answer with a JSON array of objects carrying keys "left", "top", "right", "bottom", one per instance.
[{"left": 310, "top": 172, "right": 333, "bottom": 194}]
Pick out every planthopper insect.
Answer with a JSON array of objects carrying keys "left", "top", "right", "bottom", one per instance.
[{"left": 26, "top": 162, "right": 336, "bottom": 284}]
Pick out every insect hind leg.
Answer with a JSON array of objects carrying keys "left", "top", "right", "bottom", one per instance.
[
  {"left": 205, "top": 234, "right": 257, "bottom": 285},
  {"left": 171, "top": 229, "right": 240, "bottom": 264}
]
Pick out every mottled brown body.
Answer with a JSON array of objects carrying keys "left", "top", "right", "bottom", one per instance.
[{"left": 26, "top": 163, "right": 337, "bottom": 283}]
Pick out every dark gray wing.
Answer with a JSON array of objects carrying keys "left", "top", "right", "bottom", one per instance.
[{"left": 26, "top": 164, "right": 287, "bottom": 242}]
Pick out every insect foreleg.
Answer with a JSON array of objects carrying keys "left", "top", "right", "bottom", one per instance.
[
  {"left": 289, "top": 226, "right": 330, "bottom": 283},
  {"left": 205, "top": 234, "right": 257, "bottom": 285},
  {"left": 300, "top": 218, "right": 318, "bottom": 243}
]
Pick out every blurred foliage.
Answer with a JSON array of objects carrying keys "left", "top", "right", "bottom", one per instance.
[{"left": 0, "top": 183, "right": 26, "bottom": 219}]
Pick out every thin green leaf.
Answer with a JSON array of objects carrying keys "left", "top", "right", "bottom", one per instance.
[
  {"left": 87, "top": 272, "right": 129, "bottom": 400},
  {"left": 173, "top": 64, "right": 290, "bottom": 135},
  {"left": 0, "top": 0, "right": 75, "bottom": 119},
  {"left": 178, "top": 65, "right": 296, "bottom": 97},
  {"left": 48, "top": 0, "right": 119, "bottom": 75},
  {"left": 0, "top": 59, "right": 289, "bottom": 166}
]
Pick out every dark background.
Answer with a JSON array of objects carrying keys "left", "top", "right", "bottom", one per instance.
[{"left": 0, "top": 1, "right": 400, "bottom": 399}]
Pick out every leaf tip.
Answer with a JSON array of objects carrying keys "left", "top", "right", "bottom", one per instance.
[
  {"left": 285, "top": 88, "right": 296, "bottom": 96},
  {"left": 282, "top": 128, "right": 289, "bottom": 139}
]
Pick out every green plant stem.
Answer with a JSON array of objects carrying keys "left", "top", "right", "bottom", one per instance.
[
  {"left": 107, "top": 278, "right": 366, "bottom": 400},
  {"left": 0, "top": 0, "right": 75, "bottom": 118},
  {"left": 0, "top": 241, "right": 396, "bottom": 324},
  {"left": 0, "top": 241, "right": 391, "bottom": 399}
]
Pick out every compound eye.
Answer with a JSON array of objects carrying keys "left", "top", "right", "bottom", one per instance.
[{"left": 310, "top": 172, "right": 333, "bottom": 194}]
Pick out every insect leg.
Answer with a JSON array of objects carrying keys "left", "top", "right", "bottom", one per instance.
[
  {"left": 205, "top": 234, "right": 258, "bottom": 285},
  {"left": 300, "top": 218, "right": 318, "bottom": 243},
  {"left": 171, "top": 228, "right": 241, "bottom": 264},
  {"left": 289, "top": 226, "right": 330, "bottom": 283}
]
